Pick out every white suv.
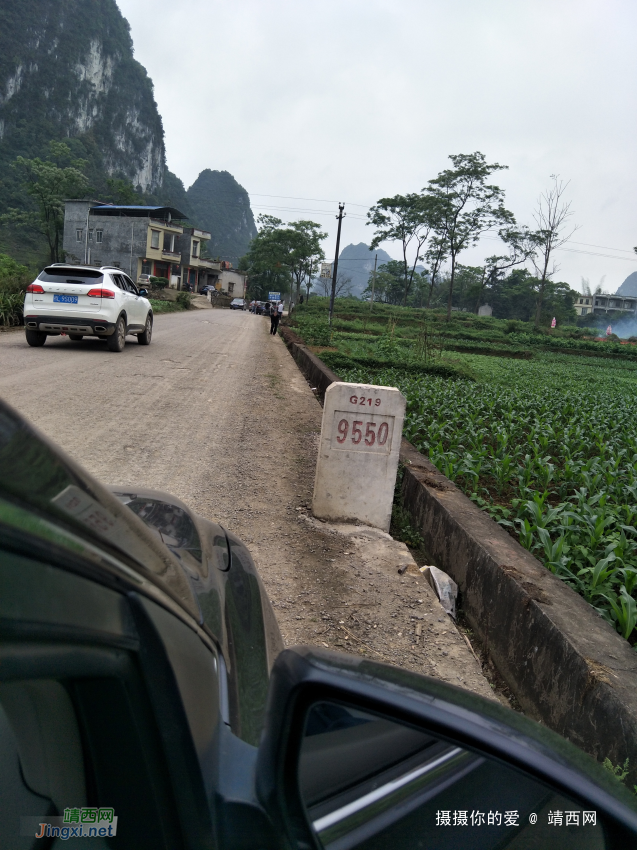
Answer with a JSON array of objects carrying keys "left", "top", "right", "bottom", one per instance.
[{"left": 24, "top": 265, "right": 153, "bottom": 352}]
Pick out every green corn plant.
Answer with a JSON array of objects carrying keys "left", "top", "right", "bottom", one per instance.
[{"left": 603, "top": 587, "right": 637, "bottom": 640}]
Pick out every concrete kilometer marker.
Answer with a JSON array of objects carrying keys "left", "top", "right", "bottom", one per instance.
[{"left": 312, "top": 382, "right": 406, "bottom": 532}]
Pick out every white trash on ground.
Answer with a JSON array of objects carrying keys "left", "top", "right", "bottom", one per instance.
[{"left": 420, "top": 565, "right": 458, "bottom": 619}]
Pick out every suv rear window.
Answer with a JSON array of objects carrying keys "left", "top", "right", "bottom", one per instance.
[{"left": 39, "top": 268, "right": 104, "bottom": 284}]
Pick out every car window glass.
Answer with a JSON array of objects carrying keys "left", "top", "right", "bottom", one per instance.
[
  {"left": 299, "top": 702, "right": 607, "bottom": 850},
  {"left": 123, "top": 276, "right": 138, "bottom": 294},
  {"left": 38, "top": 271, "right": 104, "bottom": 285},
  {"left": 110, "top": 275, "right": 123, "bottom": 290}
]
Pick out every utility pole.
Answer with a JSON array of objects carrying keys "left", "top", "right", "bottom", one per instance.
[
  {"left": 329, "top": 203, "right": 345, "bottom": 326},
  {"left": 370, "top": 253, "right": 377, "bottom": 313},
  {"left": 129, "top": 221, "right": 134, "bottom": 277},
  {"left": 84, "top": 207, "right": 90, "bottom": 264}
]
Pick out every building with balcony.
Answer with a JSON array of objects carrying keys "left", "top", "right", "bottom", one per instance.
[
  {"left": 177, "top": 227, "right": 215, "bottom": 290},
  {"left": 63, "top": 201, "right": 189, "bottom": 286},
  {"left": 592, "top": 294, "right": 637, "bottom": 316}
]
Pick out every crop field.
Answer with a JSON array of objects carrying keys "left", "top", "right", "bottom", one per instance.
[
  {"left": 290, "top": 297, "right": 637, "bottom": 362},
  {"left": 331, "top": 351, "right": 637, "bottom": 646}
]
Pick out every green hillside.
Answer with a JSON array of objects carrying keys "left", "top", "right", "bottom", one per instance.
[{"left": 186, "top": 170, "right": 257, "bottom": 263}]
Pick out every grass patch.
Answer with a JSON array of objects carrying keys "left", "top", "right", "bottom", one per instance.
[{"left": 149, "top": 299, "right": 188, "bottom": 314}]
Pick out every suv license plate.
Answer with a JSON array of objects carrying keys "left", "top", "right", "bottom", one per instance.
[{"left": 53, "top": 294, "right": 78, "bottom": 304}]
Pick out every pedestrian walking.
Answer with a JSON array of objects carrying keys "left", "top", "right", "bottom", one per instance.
[
  {"left": 271, "top": 300, "right": 283, "bottom": 334},
  {"left": 270, "top": 301, "right": 278, "bottom": 335}
]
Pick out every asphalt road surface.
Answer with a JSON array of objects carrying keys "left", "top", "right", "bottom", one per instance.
[{"left": 0, "top": 310, "right": 496, "bottom": 700}]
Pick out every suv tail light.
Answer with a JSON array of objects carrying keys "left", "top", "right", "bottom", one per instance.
[
  {"left": 26, "top": 284, "right": 45, "bottom": 294},
  {"left": 87, "top": 288, "right": 115, "bottom": 299}
]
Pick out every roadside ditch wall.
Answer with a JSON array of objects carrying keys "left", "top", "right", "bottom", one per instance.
[{"left": 279, "top": 324, "right": 637, "bottom": 778}]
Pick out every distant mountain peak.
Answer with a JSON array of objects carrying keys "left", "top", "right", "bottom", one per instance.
[
  {"left": 337, "top": 242, "right": 394, "bottom": 297},
  {"left": 186, "top": 170, "right": 257, "bottom": 263},
  {"left": 616, "top": 271, "right": 637, "bottom": 297}
]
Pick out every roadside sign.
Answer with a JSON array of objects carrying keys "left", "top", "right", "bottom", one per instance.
[
  {"left": 268, "top": 292, "right": 281, "bottom": 302},
  {"left": 320, "top": 263, "right": 332, "bottom": 279}
]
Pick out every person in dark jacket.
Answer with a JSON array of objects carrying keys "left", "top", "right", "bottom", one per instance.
[{"left": 270, "top": 302, "right": 278, "bottom": 335}]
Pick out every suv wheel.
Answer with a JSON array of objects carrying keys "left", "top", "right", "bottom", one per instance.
[
  {"left": 25, "top": 329, "right": 47, "bottom": 347},
  {"left": 137, "top": 313, "right": 153, "bottom": 345},
  {"left": 107, "top": 316, "right": 126, "bottom": 352}
]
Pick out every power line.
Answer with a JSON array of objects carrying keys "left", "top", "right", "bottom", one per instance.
[
  {"left": 249, "top": 192, "right": 370, "bottom": 208},
  {"left": 569, "top": 240, "right": 636, "bottom": 255},
  {"left": 249, "top": 195, "right": 637, "bottom": 257},
  {"left": 481, "top": 234, "right": 636, "bottom": 264},
  {"left": 251, "top": 204, "right": 367, "bottom": 220}
]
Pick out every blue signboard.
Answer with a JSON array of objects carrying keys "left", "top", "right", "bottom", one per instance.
[{"left": 268, "top": 292, "right": 281, "bottom": 302}]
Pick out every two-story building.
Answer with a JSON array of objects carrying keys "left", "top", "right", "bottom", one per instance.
[
  {"left": 573, "top": 295, "right": 593, "bottom": 316},
  {"left": 592, "top": 294, "right": 637, "bottom": 316},
  {"left": 63, "top": 201, "right": 189, "bottom": 287},
  {"left": 63, "top": 200, "right": 249, "bottom": 293}
]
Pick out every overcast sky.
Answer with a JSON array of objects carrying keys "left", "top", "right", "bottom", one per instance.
[{"left": 118, "top": 0, "right": 637, "bottom": 293}]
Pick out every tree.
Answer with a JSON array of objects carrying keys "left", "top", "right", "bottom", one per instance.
[
  {"left": 530, "top": 176, "right": 577, "bottom": 327},
  {"left": 424, "top": 236, "right": 448, "bottom": 307},
  {"left": 288, "top": 221, "right": 327, "bottom": 306},
  {"left": 104, "top": 178, "right": 142, "bottom": 205},
  {"left": 314, "top": 271, "right": 353, "bottom": 299},
  {"left": 361, "top": 261, "right": 405, "bottom": 305},
  {"left": 240, "top": 216, "right": 294, "bottom": 301},
  {"left": 473, "top": 226, "right": 537, "bottom": 313},
  {"left": 484, "top": 268, "right": 576, "bottom": 323},
  {"left": 424, "top": 152, "right": 514, "bottom": 320},
  {"left": 240, "top": 216, "right": 326, "bottom": 304},
  {"left": 2, "top": 142, "right": 89, "bottom": 263},
  {"left": 367, "top": 193, "right": 436, "bottom": 306}
]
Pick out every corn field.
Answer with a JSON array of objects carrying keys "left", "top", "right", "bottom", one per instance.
[{"left": 337, "top": 352, "right": 637, "bottom": 645}]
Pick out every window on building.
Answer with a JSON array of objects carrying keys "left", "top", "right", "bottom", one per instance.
[
  {"left": 192, "top": 241, "right": 199, "bottom": 258},
  {"left": 141, "top": 260, "right": 152, "bottom": 275},
  {"left": 76, "top": 229, "right": 83, "bottom": 242},
  {"left": 151, "top": 230, "right": 160, "bottom": 249},
  {"left": 586, "top": 299, "right": 590, "bottom": 304},
  {"left": 96, "top": 229, "right": 103, "bottom": 244},
  {"left": 582, "top": 308, "right": 588, "bottom": 315},
  {"left": 88, "top": 229, "right": 94, "bottom": 241},
  {"left": 163, "top": 233, "right": 174, "bottom": 253},
  {"left": 228, "top": 283, "right": 234, "bottom": 294}
]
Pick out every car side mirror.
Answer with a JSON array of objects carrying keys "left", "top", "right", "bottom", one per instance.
[
  {"left": 138, "top": 288, "right": 148, "bottom": 297},
  {"left": 256, "top": 648, "right": 637, "bottom": 850}
]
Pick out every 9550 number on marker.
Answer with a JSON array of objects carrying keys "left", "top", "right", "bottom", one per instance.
[{"left": 331, "top": 410, "right": 395, "bottom": 455}]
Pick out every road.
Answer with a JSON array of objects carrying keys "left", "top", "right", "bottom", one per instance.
[{"left": 0, "top": 309, "right": 495, "bottom": 700}]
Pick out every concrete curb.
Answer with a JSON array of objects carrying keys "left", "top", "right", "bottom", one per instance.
[{"left": 279, "top": 324, "right": 637, "bottom": 775}]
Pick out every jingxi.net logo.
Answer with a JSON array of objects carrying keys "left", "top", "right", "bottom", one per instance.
[{"left": 23, "top": 807, "right": 118, "bottom": 840}]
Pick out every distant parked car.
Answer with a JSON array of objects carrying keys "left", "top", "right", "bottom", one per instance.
[
  {"left": 137, "top": 273, "right": 152, "bottom": 287},
  {"left": 230, "top": 298, "right": 246, "bottom": 310}
]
